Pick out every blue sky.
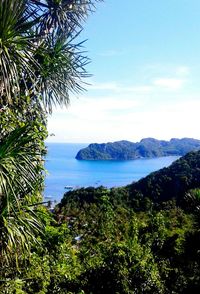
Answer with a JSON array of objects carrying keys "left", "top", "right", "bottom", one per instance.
[{"left": 47, "top": 0, "right": 200, "bottom": 143}]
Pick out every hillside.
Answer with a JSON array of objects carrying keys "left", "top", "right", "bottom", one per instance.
[
  {"left": 52, "top": 150, "right": 200, "bottom": 293},
  {"left": 64, "top": 150, "right": 200, "bottom": 208},
  {"left": 128, "top": 150, "right": 200, "bottom": 204},
  {"left": 75, "top": 137, "right": 200, "bottom": 160}
]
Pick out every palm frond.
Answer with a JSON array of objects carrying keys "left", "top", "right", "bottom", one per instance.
[
  {"left": 30, "top": 0, "right": 102, "bottom": 34},
  {"left": 34, "top": 31, "right": 90, "bottom": 112},
  {"left": 0, "top": 0, "right": 40, "bottom": 105},
  {"left": 0, "top": 204, "right": 43, "bottom": 267},
  {"left": 0, "top": 0, "right": 102, "bottom": 112},
  {"left": 0, "top": 124, "right": 45, "bottom": 266}
]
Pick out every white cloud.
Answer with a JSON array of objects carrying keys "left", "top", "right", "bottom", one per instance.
[
  {"left": 153, "top": 78, "right": 185, "bottom": 90},
  {"left": 47, "top": 90, "right": 200, "bottom": 143},
  {"left": 175, "top": 66, "right": 190, "bottom": 76},
  {"left": 87, "top": 82, "right": 152, "bottom": 93},
  {"left": 46, "top": 63, "right": 198, "bottom": 143},
  {"left": 142, "top": 64, "right": 190, "bottom": 76},
  {"left": 87, "top": 64, "right": 190, "bottom": 93}
]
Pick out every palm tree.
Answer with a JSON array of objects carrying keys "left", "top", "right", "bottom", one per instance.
[
  {"left": 0, "top": 0, "right": 101, "bottom": 269},
  {"left": 0, "top": 0, "right": 101, "bottom": 112},
  {"left": 0, "top": 124, "right": 46, "bottom": 266}
]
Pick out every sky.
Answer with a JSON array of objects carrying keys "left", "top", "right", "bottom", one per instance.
[{"left": 47, "top": 0, "right": 200, "bottom": 143}]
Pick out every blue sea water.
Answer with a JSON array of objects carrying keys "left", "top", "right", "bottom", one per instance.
[{"left": 44, "top": 143, "right": 179, "bottom": 203}]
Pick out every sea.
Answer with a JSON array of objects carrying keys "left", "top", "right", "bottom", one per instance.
[{"left": 44, "top": 143, "right": 179, "bottom": 203}]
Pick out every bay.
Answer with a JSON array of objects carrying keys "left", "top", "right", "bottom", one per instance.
[{"left": 44, "top": 143, "right": 179, "bottom": 203}]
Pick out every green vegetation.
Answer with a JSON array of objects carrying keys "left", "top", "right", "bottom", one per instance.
[
  {"left": 129, "top": 150, "right": 200, "bottom": 204},
  {"left": 1, "top": 1, "right": 200, "bottom": 293},
  {"left": 0, "top": 151, "right": 200, "bottom": 293},
  {"left": 76, "top": 138, "right": 200, "bottom": 160},
  {"left": 0, "top": 0, "right": 101, "bottom": 291}
]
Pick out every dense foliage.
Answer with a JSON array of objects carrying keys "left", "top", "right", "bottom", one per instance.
[
  {"left": 76, "top": 138, "right": 200, "bottom": 160},
  {"left": 0, "top": 0, "right": 101, "bottom": 290},
  {"left": 129, "top": 150, "right": 200, "bottom": 204},
  {"left": 0, "top": 151, "right": 200, "bottom": 293},
  {"left": 1, "top": 1, "right": 200, "bottom": 293}
]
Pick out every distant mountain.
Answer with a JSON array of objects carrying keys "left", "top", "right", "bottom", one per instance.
[{"left": 75, "top": 138, "right": 200, "bottom": 160}]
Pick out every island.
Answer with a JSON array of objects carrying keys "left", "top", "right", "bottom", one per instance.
[{"left": 75, "top": 137, "right": 200, "bottom": 160}]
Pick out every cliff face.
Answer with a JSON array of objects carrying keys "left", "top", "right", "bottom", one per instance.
[{"left": 75, "top": 138, "right": 200, "bottom": 160}]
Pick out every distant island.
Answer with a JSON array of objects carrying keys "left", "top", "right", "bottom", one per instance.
[{"left": 75, "top": 138, "right": 200, "bottom": 160}]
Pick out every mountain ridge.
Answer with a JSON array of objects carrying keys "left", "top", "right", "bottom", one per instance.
[{"left": 75, "top": 137, "right": 200, "bottom": 160}]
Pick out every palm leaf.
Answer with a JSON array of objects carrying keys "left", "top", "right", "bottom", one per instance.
[
  {"left": 30, "top": 0, "right": 101, "bottom": 33},
  {"left": 34, "top": 31, "right": 90, "bottom": 112},
  {"left": 0, "top": 124, "right": 45, "bottom": 266},
  {"left": 0, "top": 0, "right": 102, "bottom": 112},
  {"left": 0, "top": 0, "right": 40, "bottom": 105}
]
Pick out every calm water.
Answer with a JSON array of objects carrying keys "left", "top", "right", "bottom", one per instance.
[{"left": 44, "top": 143, "right": 179, "bottom": 202}]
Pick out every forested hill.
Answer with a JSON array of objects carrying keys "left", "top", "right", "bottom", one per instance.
[
  {"left": 53, "top": 150, "right": 200, "bottom": 293},
  {"left": 129, "top": 150, "right": 200, "bottom": 204},
  {"left": 75, "top": 137, "right": 200, "bottom": 160},
  {"left": 64, "top": 150, "right": 200, "bottom": 208}
]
